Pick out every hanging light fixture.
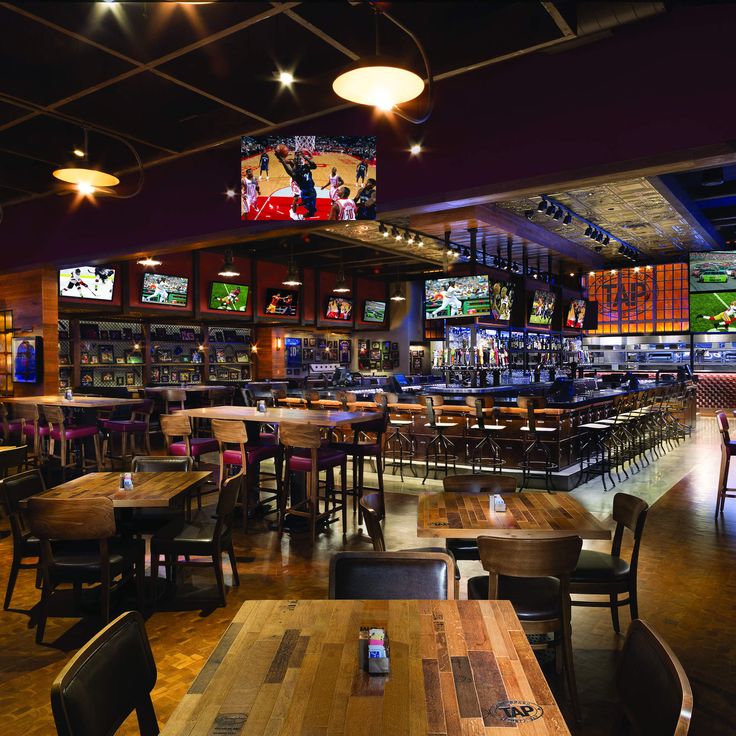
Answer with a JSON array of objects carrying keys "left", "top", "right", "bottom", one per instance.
[
  {"left": 390, "top": 283, "right": 406, "bottom": 302},
  {"left": 53, "top": 127, "right": 120, "bottom": 193},
  {"left": 333, "top": 254, "right": 350, "bottom": 293},
  {"left": 332, "top": 6, "right": 432, "bottom": 123},
  {"left": 282, "top": 245, "right": 302, "bottom": 287},
  {"left": 218, "top": 249, "right": 239, "bottom": 278},
  {"left": 137, "top": 256, "right": 161, "bottom": 267}
]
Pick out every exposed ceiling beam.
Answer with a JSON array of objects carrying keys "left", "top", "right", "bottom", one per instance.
[
  {"left": 281, "top": 7, "right": 360, "bottom": 60},
  {"left": 541, "top": 2, "right": 577, "bottom": 37}
]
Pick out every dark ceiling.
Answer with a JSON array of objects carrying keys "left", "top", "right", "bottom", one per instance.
[{"left": 0, "top": 1, "right": 665, "bottom": 207}]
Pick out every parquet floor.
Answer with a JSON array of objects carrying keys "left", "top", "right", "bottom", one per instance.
[{"left": 0, "top": 421, "right": 733, "bottom": 735}]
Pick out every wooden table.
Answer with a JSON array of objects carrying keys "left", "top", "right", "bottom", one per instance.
[
  {"left": 2, "top": 395, "right": 142, "bottom": 408},
  {"left": 138, "top": 385, "right": 225, "bottom": 394},
  {"left": 417, "top": 492, "right": 611, "bottom": 540},
  {"left": 160, "top": 598, "right": 571, "bottom": 735},
  {"left": 181, "top": 406, "right": 375, "bottom": 427},
  {"left": 22, "top": 471, "right": 211, "bottom": 508}
]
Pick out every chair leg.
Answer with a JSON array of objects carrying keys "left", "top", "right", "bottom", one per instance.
[
  {"left": 35, "top": 578, "right": 51, "bottom": 644},
  {"left": 121, "top": 432, "right": 128, "bottom": 470},
  {"left": 610, "top": 593, "right": 620, "bottom": 633},
  {"left": 93, "top": 434, "right": 102, "bottom": 472},
  {"left": 135, "top": 552, "right": 145, "bottom": 612},
  {"left": 100, "top": 572, "right": 111, "bottom": 626},
  {"left": 562, "top": 624, "right": 582, "bottom": 723},
  {"left": 341, "top": 460, "right": 348, "bottom": 541},
  {"left": 629, "top": 585, "right": 639, "bottom": 621},
  {"left": 213, "top": 551, "right": 226, "bottom": 607},
  {"left": 151, "top": 550, "right": 159, "bottom": 605},
  {"left": 227, "top": 543, "right": 240, "bottom": 587},
  {"left": 3, "top": 553, "right": 21, "bottom": 609}
]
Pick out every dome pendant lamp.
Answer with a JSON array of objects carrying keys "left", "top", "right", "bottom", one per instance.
[{"left": 53, "top": 127, "right": 120, "bottom": 194}]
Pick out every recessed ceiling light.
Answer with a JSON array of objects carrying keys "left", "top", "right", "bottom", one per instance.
[
  {"left": 409, "top": 143, "right": 422, "bottom": 155},
  {"left": 278, "top": 71, "right": 294, "bottom": 86}
]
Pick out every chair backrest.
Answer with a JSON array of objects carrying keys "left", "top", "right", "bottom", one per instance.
[
  {"left": 304, "top": 390, "right": 321, "bottom": 407},
  {"left": 468, "top": 396, "right": 494, "bottom": 428},
  {"left": 0, "top": 445, "right": 28, "bottom": 478},
  {"left": 212, "top": 418, "right": 248, "bottom": 445},
  {"left": 0, "top": 468, "right": 45, "bottom": 543},
  {"left": 517, "top": 395, "right": 546, "bottom": 432},
  {"left": 13, "top": 402, "right": 40, "bottom": 423},
  {"left": 27, "top": 496, "right": 116, "bottom": 542},
  {"left": 208, "top": 387, "right": 232, "bottom": 406},
  {"left": 162, "top": 389, "right": 186, "bottom": 412},
  {"left": 131, "top": 399, "right": 154, "bottom": 422},
  {"left": 611, "top": 492, "right": 649, "bottom": 565},
  {"left": 329, "top": 551, "right": 454, "bottom": 600},
  {"left": 716, "top": 411, "right": 730, "bottom": 442},
  {"left": 42, "top": 404, "right": 66, "bottom": 429},
  {"left": 617, "top": 619, "right": 693, "bottom": 736},
  {"left": 477, "top": 533, "right": 582, "bottom": 586},
  {"left": 443, "top": 473, "right": 517, "bottom": 494},
  {"left": 279, "top": 421, "right": 321, "bottom": 450},
  {"left": 241, "top": 387, "right": 256, "bottom": 407},
  {"left": 131, "top": 455, "right": 193, "bottom": 473},
  {"left": 359, "top": 493, "right": 386, "bottom": 550},
  {"left": 51, "top": 610, "right": 159, "bottom": 736},
  {"left": 374, "top": 393, "right": 388, "bottom": 412},
  {"left": 351, "top": 412, "right": 388, "bottom": 441},
  {"left": 160, "top": 413, "right": 192, "bottom": 440},
  {"left": 335, "top": 390, "right": 357, "bottom": 410},
  {"left": 422, "top": 396, "right": 439, "bottom": 427},
  {"left": 270, "top": 388, "right": 287, "bottom": 404},
  {"left": 214, "top": 474, "right": 242, "bottom": 537}
]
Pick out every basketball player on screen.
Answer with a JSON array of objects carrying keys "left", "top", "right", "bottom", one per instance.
[
  {"left": 698, "top": 299, "right": 736, "bottom": 330},
  {"left": 241, "top": 168, "right": 260, "bottom": 218},
  {"left": 329, "top": 186, "right": 357, "bottom": 221},
  {"left": 355, "top": 178, "right": 376, "bottom": 220},
  {"left": 321, "top": 167, "right": 340, "bottom": 200},
  {"left": 356, "top": 158, "right": 368, "bottom": 186},
  {"left": 259, "top": 150, "right": 269, "bottom": 180},
  {"left": 276, "top": 149, "right": 318, "bottom": 220}
]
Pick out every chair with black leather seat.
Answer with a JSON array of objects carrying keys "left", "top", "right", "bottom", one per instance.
[
  {"left": 617, "top": 619, "right": 693, "bottom": 736},
  {"left": 570, "top": 492, "right": 649, "bottom": 633},
  {"left": 151, "top": 474, "right": 242, "bottom": 607},
  {"left": 50, "top": 610, "right": 159, "bottom": 736},
  {"left": 27, "top": 496, "right": 145, "bottom": 643},
  {"left": 0, "top": 468, "right": 44, "bottom": 610},
  {"left": 329, "top": 550, "right": 455, "bottom": 600},
  {"left": 442, "top": 473, "right": 518, "bottom": 562},
  {"left": 468, "top": 533, "right": 583, "bottom": 723}
]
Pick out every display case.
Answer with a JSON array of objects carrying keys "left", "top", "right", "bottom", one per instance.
[
  {"left": 77, "top": 320, "right": 144, "bottom": 390},
  {"left": 58, "top": 318, "right": 72, "bottom": 390},
  {"left": 149, "top": 323, "right": 204, "bottom": 386},
  {"left": 207, "top": 325, "right": 252, "bottom": 384}
]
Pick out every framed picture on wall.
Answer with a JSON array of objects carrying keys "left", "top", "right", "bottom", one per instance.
[
  {"left": 126, "top": 372, "right": 135, "bottom": 386},
  {"left": 235, "top": 351, "right": 249, "bottom": 363},
  {"left": 151, "top": 367, "right": 160, "bottom": 382},
  {"left": 98, "top": 345, "right": 114, "bottom": 364},
  {"left": 99, "top": 330, "right": 109, "bottom": 341},
  {"left": 101, "top": 370, "right": 114, "bottom": 383},
  {"left": 212, "top": 330, "right": 224, "bottom": 343},
  {"left": 115, "top": 357, "right": 125, "bottom": 364},
  {"left": 170, "top": 370, "right": 179, "bottom": 383},
  {"left": 80, "top": 324, "right": 100, "bottom": 340},
  {"left": 222, "top": 329, "right": 240, "bottom": 343},
  {"left": 80, "top": 351, "right": 90, "bottom": 365},
  {"left": 115, "top": 375, "right": 125, "bottom": 386},
  {"left": 180, "top": 328, "right": 196, "bottom": 342},
  {"left": 156, "top": 349, "right": 172, "bottom": 363},
  {"left": 81, "top": 370, "right": 93, "bottom": 387}
]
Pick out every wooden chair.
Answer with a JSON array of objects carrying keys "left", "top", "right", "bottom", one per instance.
[
  {"left": 42, "top": 405, "right": 102, "bottom": 480},
  {"left": 279, "top": 421, "right": 347, "bottom": 543},
  {"left": 211, "top": 418, "right": 281, "bottom": 531},
  {"left": 99, "top": 399, "right": 154, "bottom": 469},
  {"left": 617, "top": 619, "right": 693, "bottom": 736},
  {"left": 442, "top": 473, "right": 518, "bottom": 562},
  {"left": 16, "top": 402, "right": 48, "bottom": 465},
  {"left": 0, "top": 468, "right": 44, "bottom": 610},
  {"left": 0, "top": 401, "right": 24, "bottom": 444},
  {"left": 517, "top": 396, "right": 557, "bottom": 491},
  {"left": 468, "top": 533, "right": 583, "bottom": 722},
  {"left": 570, "top": 492, "right": 649, "bottom": 632},
  {"left": 151, "top": 474, "right": 242, "bottom": 607},
  {"left": 161, "top": 388, "right": 187, "bottom": 414},
  {"left": 51, "top": 611, "right": 159, "bottom": 736},
  {"left": 26, "top": 496, "right": 145, "bottom": 643},
  {"left": 329, "top": 551, "right": 455, "bottom": 600},
  {"left": 715, "top": 410, "right": 736, "bottom": 516},
  {"left": 0, "top": 444, "right": 28, "bottom": 478}
]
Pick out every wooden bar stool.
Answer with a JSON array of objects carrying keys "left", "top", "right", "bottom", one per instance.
[
  {"left": 376, "top": 393, "right": 415, "bottom": 480},
  {"left": 467, "top": 397, "right": 506, "bottom": 474},
  {"left": 0, "top": 402, "right": 24, "bottom": 445},
  {"left": 421, "top": 396, "right": 458, "bottom": 485},
  {"left": 42, "top": 405, "right": 102, "bottom": 480},
  {"left": 16, "top": 403, "right": 48, "bottom": 466},
  {"left": 212, "top": 418, "right": 282, "bottom": 531},
  {"left": 161, "top": 388, "right": 187, "bottom": 414},
  {"left": 99, "top": 399, "right": 154, "bottom": 469},
  {"left": 518, "top": 396, "right": 558, "bottom": 492},
  {"left": 715, "top": 410, "right": 736, "bottom": 516},
  {"left": 278, "top": 422, "right": 347, "bottom": 542}
]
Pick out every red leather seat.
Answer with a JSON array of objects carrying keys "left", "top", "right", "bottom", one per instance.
[
  {"left": 223, "top": 444, "right": 279, "bottom": 466},
  {"left": 289, "top": 448, "right": 346, "bottom": 472},
  {"left": 168, "top": 438, "right": 218, "bottom": 457},
  {"left": 49, "top": 425, "right": 98, "bottom": 441},
  {"left": 99, "top": 420, "right": 148, "bottom": 433},
  {"left": 23, "top": 424, "right": 49, "bottom": 437}
]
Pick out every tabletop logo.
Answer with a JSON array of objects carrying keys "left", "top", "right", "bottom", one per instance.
[{"left": 491, "top": 700, "right": 544, "bottom": 723}]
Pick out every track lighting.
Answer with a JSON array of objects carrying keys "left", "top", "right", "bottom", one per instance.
[
  {"left": 603, "top": 235, "right": 610, "bottom": 246},
  {"left": 546, "top": 203, "right": 556, "bottom": 216},
  {"left": 403, "top": 229, "right": 412, "bottom": 242},
  {"left": 525, "top": 209, "right": 535, "bottom": 220},
  {"left": 584, "top": 225, "right": 593, "bottom": 237},
  {"left": 537, "top": 200, "right": 547, "bottom": 212},
  {"left": 553, "top": 207, "right": 563, "bottom": 220},
  {"left": 563, "top": 212, "right": 572, "bottom": 226},
  {"left": 378, "top": 222, "right": 388, "bottom": 237},
  {"left": 415, "top": 235, "right": 423, "bottom": 247},
  {"left": 392, "top": 226, "right": 401, "bottom": 240}
]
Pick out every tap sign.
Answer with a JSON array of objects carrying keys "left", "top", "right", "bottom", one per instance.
[
  {"left": 491, "top": 700, "right": 544, "bottom": 723},
  {"left": 596, "top": 270, "right": 652, "bottom": 320}
]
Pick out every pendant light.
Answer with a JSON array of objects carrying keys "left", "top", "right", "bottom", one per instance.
[
  {"left": 332, "top": 6, "right": 433, "bottom": 124},
  {"left": 218, "top": 249, "right": 239, "bottom": 278},
  {"left": 137, "top": 256, "right": 161, "bottom": 267},
  {"left": 390, "top": 267, "right": 406, "bottom": 302},
  {"left": 53, "top": 127, "right": 120, "bottom": 193},
  {"left": 333, "top": 253, "right": 350, "bottom": 293},
  {"left": 282, "top": 245, "right": 302, "bottom": 287}
]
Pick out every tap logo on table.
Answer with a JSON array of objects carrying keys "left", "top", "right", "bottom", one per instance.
[
  {"left": 593, "top": 270, "right": 652, "bottom": 320},
  {"left": 491, "top": 700, "right": 544, "bottom": 723}
]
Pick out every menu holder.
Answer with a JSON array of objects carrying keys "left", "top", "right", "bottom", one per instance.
[{"left": 358, "top": 627, "right": 390, "bottom": 675}]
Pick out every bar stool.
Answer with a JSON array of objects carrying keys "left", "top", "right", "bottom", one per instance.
[
  {"left": 16, "top": 403, "right": 48, "bottom": 466},
  {"left": 577, "top": 414, "right": 615, "bottom": 491},
  {"left": 212, "top": 418, "right": 282, "bottom": 531},
  {"left": 467, "top": 397, "right": 505, "bottom": 474},
  {"left": 0, "top": 402, "right": 24, "bottom": 445},
  {"left": 278, "top": 421, "right": 347, "bottom": 542},
  {"left": 376, "top": 393, "right": 415, "bottom": 480},
  {"left": 421, "top": 395, "right": 458, "bottom": 485},
  {"left": 99, "top": 399, "right": 154, "bottom": 469},
  {"left": 517, "top": 396, "right": 557, "bottom": 492},
  {"left": 716, "top": 410, "right": 736, "bottom": 516},
  {"left": 42, "top": 405, "right": 102, "bottom": 481},
  {"left": 161, "top": 388, "right": 187, "bottom": 414}
]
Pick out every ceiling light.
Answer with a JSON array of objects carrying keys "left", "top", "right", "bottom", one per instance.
[
  {"left": 569, "top": 272, "right": 575, "bottom": 277},
  {"left": 73, "top": 148, "right": 85, "bottom": 158},
  {"left": 415, "top": 236, "right": 423, "bottom": 247},
  {"left": 589, "top": 271, "right": 595, "bottom": 276},
  {"left": 393, "top": 226, "right": 401, "bottom": 241},
  {"left": 283, "top": 262, "right": 302, "bottom": 287},
  {"left": 634, "top": 266, "right": 640, "bottom": 273},
  {"left": 390, "top": 284, "right": 406, "bottom": 302},
  {"left": 409, "top": 143, "right": 422, "bottom": 155},
  {"left": 603, "top": 235, "right": 610, "bottom": 246},
  {"left": 546, "top": 204, "right": 556, "bottom": 216},
  {"left": 524, "top": 209, "right": 535, "bottom": 220},
  {"left": 596, "top": 232, "right": 604, "bottom": 242},
  {"left": 225, "top": 188, "right": 236, "bottom": 199},
  {"left": 76, "top": 182, "right": 95, "bottom": 196},
  {"left": 532, "top": 272, "right": 538, "bottom": 279},
  {"left": 333, "top": 56, "right": 424, "bottom": 111},
  {"left": 278, "top": 71, "right": 294, "bottom": 86},
  {"left": 378, "top": 222, "right": 388, "bottom": 237},
  {"left": 537, "top": 200, "right": 547, "bottom": 212},
  {"left": 403, "top": 230, "right": 412, "bottom": 242},
  {"left": 563, "top": 212, "right": 572, "bottom": 226},
  {"left": 334, "top": 267, "right": 350, "bottom": 293},
  {"left": 553, "top": 207, "right": 563, "bottom": 220},
  {"left": 593, "top": 245, "right": 603, "bottom": 252},
  {"left": 53, "top": 128, "right": 120, "bottom": 191},
  {"left": 218, "top": 249, "right": 240, "bottom": 278},
  {"left": 137, "top": 256, "right": 162, "bottom": 267},
  {"left": 584, "top": 225, "right": 593, "bottom": 237},
  {"left": 611, "top": 269, "right": 617, "bottom": 274}
]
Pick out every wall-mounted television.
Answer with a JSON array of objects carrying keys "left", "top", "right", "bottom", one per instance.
[
  {"left": 363, "top": 299, "right": 386, "bottom": 323},
  {"left": 690, "top": 290, "right": 736, "bottom": 333},
  {"left": 325, "top": 296, "right": 353, "bottom": 320},
  {"left": 264, "top": 288, "right": 299, "bottom": 316},
  {"left": 565, "top": 299, "right": 587, "bottom": 329},
  {"left": 59, "top": 266, "right": 116, "bottom": 301},
  {"left": 208, "top": 282, "right": 249, "bottom": 312},
  {"left": 12, "top": 336, "right": 42, "bottom": 384},
  {"left": 141, "top": 273, "right": 189, "bottom": 307},
  {"left": 528, "top": 289, "right": 556, "bottom": 326},
  {"left": 424, "top": 275, "right": 490, "bottom": 320},
  {"left": 689, "top": 251, "right": 736, "bottom": 293},
  {"left": 489, "top": 280, "right": 514, "bottom": 321}
]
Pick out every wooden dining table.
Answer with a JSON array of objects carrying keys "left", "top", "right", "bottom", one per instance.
[
  {"left": 160, "top": 598, "right": 571, "bottom": 735},
  {"left": 180, "top": 405, "right": 376, "bottom": 427},
  {"left": 20, "top": 471, "right": 211, "bottom": 508},
  {"left": 2, "top": 395, "right": 142, "bottom": 408},
  {"left": 417, "top": 491, "right": 611, "bottom": 540},
  {"left": 138, "top": 385, "right": 226, "bottom": 394}
]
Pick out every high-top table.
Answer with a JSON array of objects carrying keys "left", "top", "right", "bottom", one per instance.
[
  {"left": 138, "top": 385, "right": 227, "bottom": 394},
  {"left": 180, "top": 406, "right": 375, "bottom": 427},
  {"left": 160, "top": 598, "right": 571, "bottom": 735},
  {"left": 417, "top": 491, "right": 611, "bottom": 540},
  {"left": 2, "top": 395, "right": 141, "bottom": 408}
]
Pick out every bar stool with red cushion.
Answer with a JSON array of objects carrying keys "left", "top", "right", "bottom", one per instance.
[
  {"left": 99, "top": 399, "right": 154, "bottom": 469},
  {"left": 212, "top": 419, "right": 282, "bottom": 531},
  {"left": 278, "top": 421, "right": 347, "bottom": 543},
  {"left": 161, "top": 414, "right": 218, "bottom": 513},
  {"left": 42, "top": 405, "right": 101, "bottom": 481}
]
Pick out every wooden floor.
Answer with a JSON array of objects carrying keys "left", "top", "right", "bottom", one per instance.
[{"left": 0, "top": 433, "right": 734, "bottom": 735}]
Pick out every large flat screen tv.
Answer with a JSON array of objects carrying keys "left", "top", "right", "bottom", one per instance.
[
  {"left": 264, "top": 288, "right": 299, "bottom": 316},
  {"left": 363, "top": 299, "right": 386, "bottom": 323},
  {"left": 565, "top": 299, "right": 587, "bottom": 329},
  {"left": 690, "top": 290, "right": 736, "bottom": 332},
  {"left": 208, "top": 282, "right": 249, "bottom": 312},
  {"left": 489, "top": 279, "right": 514, "bottom": 321},
  {"left": 141, "top": 273, "right": 189, "bottom": 307},
  {"left": 325, "top": 296, "right": 353, "bottom": 320},
  {"left": 689, "top": 251, "right": 736, "bottom": 293},
  {"left": 529, "top": 289, "right": 556, "bottom": 326},
  {"left": 424, "top": 275, "right": 490, "bottom": 319},
  {"left": 59, "top": 266, "right": 116, "bottom": 301}
]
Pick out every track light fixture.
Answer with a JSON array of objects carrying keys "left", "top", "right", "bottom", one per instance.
[
  {"left": 378, "top": 222, "right": 388, "bottom": 237},
  {"left": 415, "top": 235, "right": 423, "bottom": 247},
  {"left": 584, "top": 225, "right": 593, "bottom": 237},
  {"left": 537, "top": 199, "right": 548, "bottom": 212},
  {"left": 563, "top": 212, "right": 572, "bottom": 226},
  {"left": 546, "top": 203, "right": 556, "bottom": 216},
  {"left": 525, "top": 209, "right": 535, "bottom": 220},
  {"left": 392, "top": 226, "right": 401, "bottom": 241},
  {"left": 553, "top": 207, "right": 563, "bottom": 220}
]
